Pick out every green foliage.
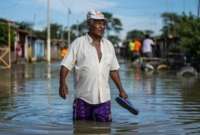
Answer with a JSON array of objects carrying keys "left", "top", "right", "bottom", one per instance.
[
  {"left": 102, "top": 12, "right": 123, "bottom": 35},
  {"left": 33, "top": 30, "right": 45, "bottom": 39},
  {"left": 0, "top": 23, "right": 15, "bottom": 48},
  {"left": 107, "top": 35, "right": 121, "bottom": 45},
  {"left": 144, "top": 30, "right": 154, "bottom": 36},
  {"left": 125, "top": 29, "right": 154, "bottom": 42},
  {"left": 1, "top": 12, "right": 123, "bottom": 48},
  {"left": 161, "top": 12, "right": 200, "bottom": 58},
  {"left": 17, "top": 21, "right": 33, "bottom": 31},
  {"left": 0, "top": 23, "right": 7, "bottom": 45},
  {"left": 110, "top": 18, "right": 123, "bottom": 33},
  {"left": 43, "top": 23, "right": 63, "bottom": 39},
  {"left": 71, "top": 20, "right": 88, "bottom": 37},
  {"left": 51, "top": 23, "right": 63, "bottom": 39},
  {"left": 126, "top": 30, "right": 144, "bottom": 41},
  {"left": 71, "top": 12, "right": 123, "bottom": 40}
]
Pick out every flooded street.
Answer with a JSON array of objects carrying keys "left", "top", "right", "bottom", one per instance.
[{"left": 0, "top": 60, "right": 200, "bottom": 135}]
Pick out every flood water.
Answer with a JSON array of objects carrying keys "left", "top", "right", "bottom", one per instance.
[{"left": 0, "top": 60, "right": 200, "bottom": 135}]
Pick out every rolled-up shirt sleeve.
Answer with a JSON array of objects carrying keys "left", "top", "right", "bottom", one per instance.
[{"left": 61, "top": 40, "right": 78, "bottom": 70}]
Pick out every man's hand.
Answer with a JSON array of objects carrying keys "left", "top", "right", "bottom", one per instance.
[
  {"left": 119, "top": 89, "right": 128, "bottom": 99},
  {"left": 59, "top": 83, "right": 68, "bottom": 99}
]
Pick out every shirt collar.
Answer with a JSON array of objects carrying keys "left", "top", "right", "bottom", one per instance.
[{"left": 86, "top": 33, "right": 105, "bottom": 45}]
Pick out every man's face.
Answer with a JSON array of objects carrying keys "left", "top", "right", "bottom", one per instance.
[{"left": 88, "top": 19, "right": 107, "bottom": 38}]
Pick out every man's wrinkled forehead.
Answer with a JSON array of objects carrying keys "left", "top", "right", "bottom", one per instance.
[{"left": 88, "top": 19, "right": 107, "bottom": 23}]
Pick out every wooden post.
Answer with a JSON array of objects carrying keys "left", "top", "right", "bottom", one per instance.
[
  {"left": 0, "top": 21, "right": 12, "bottom": 69},
  {"left": 8, "top": 22, "right": 11, "bottom": 68}
]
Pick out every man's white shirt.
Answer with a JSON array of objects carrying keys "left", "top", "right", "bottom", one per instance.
[{"left": 61, "top": 34, "right": 119, "bottom": 104}]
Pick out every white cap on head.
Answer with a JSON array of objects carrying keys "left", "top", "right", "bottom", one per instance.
[{"left": 87, "top": 9, "right": 106, "bottom": 20}]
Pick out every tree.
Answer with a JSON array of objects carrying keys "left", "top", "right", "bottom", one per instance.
[
  {"left": 144, "top": 30, "right": 154, "bottom": 36},
  {"left": 161, "top": 12, "right": 200, "bottom": 59},
  {"left": 103, "top": 12, "right": 123, "bottom": 36},
  {"left": 0, "top": 23, "right": 8, "bottom": 45},
  {"left": 103, "top": 12, "right": 123, "bottom": 45},
  {"left": 63, "top": 29, "right": 76, "bottom": 44},
  {"left": 70, "top": 12, "right": 123, "bottom": 45},
  {"left": 0, "top": 22, "right": 15, "bottom": 48},
  {"left": 177, "top": 14, "right": 200, "bottom": 58},
  {"left": 17, "top": 21, "right": 33, "bottom": 31},
  {"left": 161, "top": 12, "right": 180, "bottom": 38},
  {"left": 33, "top": 30, "right": 45, "bottom": 39},
  {"left": 125, "top": 29, "right": 154, "bottom": 41},
  {"left": 107, "top": 35, "right": 121, "bottom": 45},
  {"left": 71, "top": 20, "right": 87, "bottom": 37},
  {"left": 51, "top": 23, "right": 63, "bottom": 39},
  {"left": 125, "top": 30, "right": 144, "bottom": 41}
]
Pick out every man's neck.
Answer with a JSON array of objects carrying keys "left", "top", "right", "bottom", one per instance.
[{"left": 88, "top": 32, "right": 102, "bottom": 43}]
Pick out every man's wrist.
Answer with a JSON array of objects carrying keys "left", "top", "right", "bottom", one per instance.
[{"left": 118, "top": 87, "right": 124, "bottom": 92}]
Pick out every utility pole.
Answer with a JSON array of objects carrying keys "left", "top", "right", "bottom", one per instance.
[
  {"left": 67, "top": 8, "right": 71, "bottom": 48},
  {"left": 198, "top": 0, "right": 200, "bottom": 17},
  {"left": 47, "top": 0, "right": 51, "bottom": 62},
  {"left": 8, "top": 22, "right": 11, "bottom": 68}
]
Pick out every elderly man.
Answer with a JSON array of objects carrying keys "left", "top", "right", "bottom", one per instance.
[{"left": 59, "top": 10, "right": 128, "bottom": 122}]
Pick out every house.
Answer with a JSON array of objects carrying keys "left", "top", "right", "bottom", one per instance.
[{"left": 27, "top": 36, "right": 45, "bottom": 62}]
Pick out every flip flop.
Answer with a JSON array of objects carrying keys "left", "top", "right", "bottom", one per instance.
[{"left": 115, "top": 96, "right": 139, "bottom": 115}]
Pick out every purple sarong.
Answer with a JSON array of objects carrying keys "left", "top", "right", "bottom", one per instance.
[{"left": 73, "top": 98, "right": 112, "bottom": 122}]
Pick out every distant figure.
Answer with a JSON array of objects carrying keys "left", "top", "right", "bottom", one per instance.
[
  {"left": 129, "top": 39, "right": 135, "bottom": 60},
  {"left": 132, "top": 38, "right": 142, "bottom": 61},
  {"left": 60, "top": 47, "right": 68, "bottom": 59},
  {"left": 15, "top": 41, "right": 22, "bottom": 62},
  {"left": 142, "top": 34, "right": 154, "bottom": 57}
]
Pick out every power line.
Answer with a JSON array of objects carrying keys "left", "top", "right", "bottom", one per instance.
[{"left": 60, "top": 0, "right": 71, "bottom": 17}]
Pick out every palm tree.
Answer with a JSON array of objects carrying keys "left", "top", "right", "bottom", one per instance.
[
  {"left": 102, "top": 12, "right": 123, "bottom": 35},
  {"left": 71, "top": 20, "right": 87, "bottom": 37},
  {"left": 161, "top": 12, "right": 200, "bottom": 59},
  {"left": 161, "top": 12, "right": 180, "bottom": 38}
]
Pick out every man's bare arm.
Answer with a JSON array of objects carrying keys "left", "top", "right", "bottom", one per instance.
[
  {"left": 110, "top": 70, "right": 128, "bottom": 98},
  {"left": 59, "top": 66, "right": 69, "bottom": 99}
]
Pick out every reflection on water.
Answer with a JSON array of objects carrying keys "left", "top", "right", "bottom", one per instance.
[
  {"left": 73, "top": 121, "right": 111, "bottom": 134},
  {"left": 0, "top": 61, "right": 200, "bottom": 135}
]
